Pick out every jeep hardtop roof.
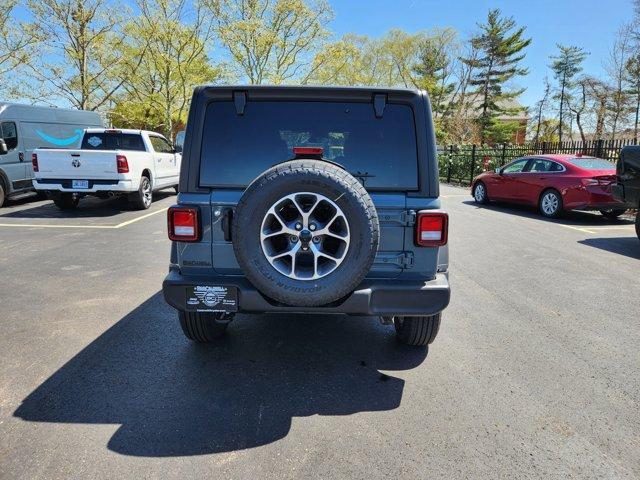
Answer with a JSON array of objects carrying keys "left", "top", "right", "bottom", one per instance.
[{"left": 180, "top": 85, "right": 439, "bottom": 198}]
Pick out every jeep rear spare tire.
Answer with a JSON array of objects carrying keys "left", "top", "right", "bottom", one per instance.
[{"left": 232, "top": 159, "right": 380, "bottom": 307}]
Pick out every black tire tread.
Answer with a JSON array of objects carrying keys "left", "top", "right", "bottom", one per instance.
[
  {"left": 178, "top": 311, "right": 228, "bottom": 342},
  {"left": 395, "top": 314, "right": 441, "bottom": 346},
  {"left": 599, "top": 208, "right": 627, "bottom": 219},
  {"left": 233, "top": 159, "right": 379, "bottom": 307},
  {"left": 53, "top": 193, "right": 78, "bottom": 210},
  {"left": 635, "top": 210, "right": 639, "bottom": 240}
]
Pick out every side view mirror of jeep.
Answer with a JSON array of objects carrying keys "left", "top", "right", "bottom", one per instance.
[
  {"left": 0, "top": 139, "right": 8, "bottom": 155},
  {"left": 495, "top": 167, "right": 502, "bottom": 174}
]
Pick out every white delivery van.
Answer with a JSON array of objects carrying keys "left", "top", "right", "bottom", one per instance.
[{"left": 0, "top": 103, "right": 103, "bottom": 206}]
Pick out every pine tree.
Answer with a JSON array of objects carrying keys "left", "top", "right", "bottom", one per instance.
[
  {"left": 461, "top": 9, "right": 531, "bottom": 144},
  {"left": 549, "top": 45, "right": 588, "bottom": 143},
  {"left": 412, "top": 28, "right": 457, "bottom": 116}
]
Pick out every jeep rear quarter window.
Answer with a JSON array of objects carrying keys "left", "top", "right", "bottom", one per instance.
[{"left": 199, "top": 101, "right": 419, "bottom": 190}]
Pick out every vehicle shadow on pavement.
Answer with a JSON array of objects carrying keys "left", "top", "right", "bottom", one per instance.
[
  {"left": 462, "top": 200, "right": 635, "bottom": 227},
  {"left": 14, "top": 292, "right": 426, "bottom": 457},
  {"left": 578, "top": 237, "right": 640, "bottom": 259},
  {"left": 1, "top": 190, "right": 176, "bottom": 219}
]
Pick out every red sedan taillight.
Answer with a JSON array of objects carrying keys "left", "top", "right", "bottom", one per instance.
[
  {"left": 32, "top": 153, "right": 39, "bottom": 172},
  {"left": 168, "top": 207, "right": 200, "bottom": 242},
  {"left": 582, "top": 175, "right": 615, "bottom": 186},
  {"left": 415, "top": 211, "right": 448, "bottom": 247}
]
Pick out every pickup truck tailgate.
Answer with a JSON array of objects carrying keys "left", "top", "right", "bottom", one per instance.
[{"left": 35, "top": 149, "right": 119, "bottom": 179}]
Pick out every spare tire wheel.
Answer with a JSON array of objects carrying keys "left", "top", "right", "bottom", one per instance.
[{"left": 232, "top": 159, "right": 380, "bottom": 307}]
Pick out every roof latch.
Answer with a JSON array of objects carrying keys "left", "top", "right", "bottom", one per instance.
[
  {"left": 233, "top": 91, "right": 246, "bottom": 115},
  {"left": 373, "top": 93, "right": 387, "bottom": 118}
]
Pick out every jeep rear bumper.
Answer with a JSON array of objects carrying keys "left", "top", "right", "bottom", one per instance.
[{"left": 162, "top": 269, "right": 450, "bottom": 316}]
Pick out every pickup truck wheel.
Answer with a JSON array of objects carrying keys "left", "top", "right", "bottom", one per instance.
[
  {"left": 53, "top": 193, "right": 79, "bottom": 210},
  {"left": 394, "top": 314, "right": 441, "bottom": 346},
  {"left": 233, "top": 159, "right": 379, "bottom": 307},
  {"left": 129, "top": 176, "right": 152, "bottom": 210},
  {"left": 599, "top": 208, "right": 626, "bottom": 219},
  {"left": 178, "top": 311, "right": 229, "bottom": 342}
]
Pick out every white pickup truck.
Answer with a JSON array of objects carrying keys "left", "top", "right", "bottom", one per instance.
[{"left": 32, "top": 128, "right": 181, "bottom": 210}]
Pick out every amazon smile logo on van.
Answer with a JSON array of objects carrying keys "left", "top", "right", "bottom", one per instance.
[{"left": 36, "top": 129, "right": 84, "bottom": 147}]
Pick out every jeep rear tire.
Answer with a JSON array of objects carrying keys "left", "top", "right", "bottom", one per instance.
[
  {"left": 178, "top": 311, "right": 229, "bottom": 342},
  {"left": 232, "top": 159, "right": 380, "bottom": 307},
  {"left": 394, "top": 314, "right": 441, "bottom": 346}
]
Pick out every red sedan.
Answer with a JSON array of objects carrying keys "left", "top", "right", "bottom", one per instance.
[{"left": 471, "top": 154, "right": 627, "bottom": 218}]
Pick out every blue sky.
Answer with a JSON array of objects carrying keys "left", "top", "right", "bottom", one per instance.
[{"left": 330, "top": 0, "right": 635, "bottom": 106}]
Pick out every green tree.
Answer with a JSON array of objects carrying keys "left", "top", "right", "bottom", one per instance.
[
  {"left": 461, "top": 9, "right": 531, "bottom": 144},
  {"left": 24, "top": 0, "right": 135, "bottom": 110},
  {"left": 412, "top": 28, "right": 457, "bottom": 115},
  {"left": 112, "top": 0, "right": 224, "bottom": 139},
  {"left": 0, "top": 0, "right": 36, "bottom": 96},
  {"left": 549, "top": 44, "right": 587, "bottom": 143},
  {"left": 307, "top": 28, "right": 464, "bottom": 144},
  {"left": 202, "top": 0, "right": 332, "bottom": 84},
  {"left": 305, "top": 30, "right": 422, "bottom": 87},
  {"left": 307, "top": 29, "right": 459, "bottom": 90},
  {"left": 304, "top": 34, "right": 371, "bottom": 86}
]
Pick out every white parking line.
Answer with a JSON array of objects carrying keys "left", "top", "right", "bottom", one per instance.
[
  {"left": 587, "top": 226, "right": 636, "bottom": 231},
  {"left": 114, "top": 208, "right": 168, "bottom": 228},
  {"left": 556, "top": 224, "right": 598, "bottom": 234},
  {"left": 556, "top": 224, "right": 636, "bottom": 234},
  {"left": 0, "top": 207, "right": 168, "bottom": 230}
]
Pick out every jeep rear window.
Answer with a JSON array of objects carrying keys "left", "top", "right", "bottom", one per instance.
[
  {"left": 81, "top": 133, "right": 146, "bottom": 151},
  {"left": 199, "top": 101, "right": 418, "bottom": 189}
]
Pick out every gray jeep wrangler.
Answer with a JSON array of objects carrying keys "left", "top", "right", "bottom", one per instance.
[{"left": 162, "top": 86, "right": 450, "bottom": 346}]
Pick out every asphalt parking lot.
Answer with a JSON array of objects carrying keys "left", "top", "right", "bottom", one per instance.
[{"left": 0, "top": 184, "right": 638, "bottom": 479}]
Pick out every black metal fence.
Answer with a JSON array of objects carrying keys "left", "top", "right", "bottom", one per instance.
[{"left": 439, "top": 139, "right": 637, "bottom": 185}]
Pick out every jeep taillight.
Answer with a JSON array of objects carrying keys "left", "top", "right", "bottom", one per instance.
[
  {"left": 415, "top": 211, "right": 448, "bottom": 247},
  {"left": 168, "top": 207, "right": 200, "bottom": 242},
  {"left": 116, "top": 154, "right": 129, "bottom": 173},
  {"left": 31, "top": 153, "right": 39, "bottom": 172}
]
